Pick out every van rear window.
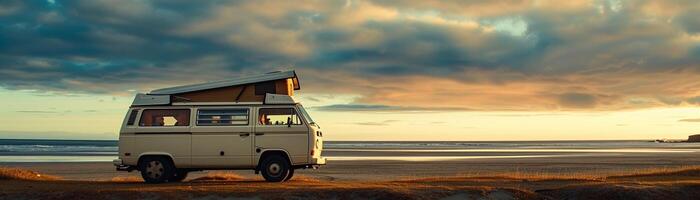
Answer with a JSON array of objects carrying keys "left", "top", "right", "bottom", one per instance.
[
  {"left": 139, "top": 109, "right": 190, "bottom": 127},
  {"left": 126, "top": 109, "right": 139, "bottom": 126},
  {"left": 258, "top": 108, "right": 303, "bottom": 125},
  {"left": 197, "top": 109, "right": 249, "bottom": 126}
]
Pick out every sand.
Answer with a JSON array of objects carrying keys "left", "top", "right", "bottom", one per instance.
[
  {"left": 1, "top": 165, "right": 700, "bottom": 200},
  {"left": 2, "top": 154, "right": 700, "bottom": 199}
]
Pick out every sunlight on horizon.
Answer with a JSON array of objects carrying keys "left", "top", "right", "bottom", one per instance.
[{"left": 1, "top": 88, "right": 698, "bottom": 141}]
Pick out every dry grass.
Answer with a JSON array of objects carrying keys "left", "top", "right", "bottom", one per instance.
[
  {"left": 189, "top": 172, "right": 246, "bottom": 182},
  {"left": 607, "top": 166, "right": 700, "bottom": 178},
  {"left": 399, "top": 171, "right": 603, "bottom": 183},
  {"left": 399, "top": 166, "right": 700, "bottom": 183},
  {"left": 289, "top": 175, "right": 321, "bottom": 182},
  {"left": 110, "top": 176, "right": 143, "bottom": 182},
  {"left": 0, "top": 167, "right": 60, "bottom": 181}
]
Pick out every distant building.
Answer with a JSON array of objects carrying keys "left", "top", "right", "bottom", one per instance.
[{"left": 688, "top": 134, "right": 700, "bottom": 142}]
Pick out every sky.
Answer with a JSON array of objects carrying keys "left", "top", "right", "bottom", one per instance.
[{"left": 0, "top": 0, "right": 699, "bottom": 141}]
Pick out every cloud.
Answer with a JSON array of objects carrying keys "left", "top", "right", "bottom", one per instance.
[
  {"left": 354, "top": 120, "right": 399, "bottom": 126},
  {"left": 656, "top": 96, "right": 684, "bottom": 105},
  {"left": 558, "top": 93, "right": 597, "bottom": 109},
  {"left": 15, "top": 110, "right": 58, "bottom": 113},
  {"left": 679, "top": 118, "right": 700, "bottom": 122},
  {"left": 310, "top": 103, "right": 473, "bottom": 112},
  {"left": 687, "top": 96, "right": 700, "bottom": 105},
  {"left": 0, "top": 0, "right": 699, "bottom": 111}
]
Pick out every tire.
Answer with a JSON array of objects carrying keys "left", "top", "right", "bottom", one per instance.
[
  {"left": 169, "top": 169, "right": 189, "bottom": 182},
  {"left": 139, "top": 156, "right": 176, "bottom": 183},
  {"left": 260, "top": 155, "right": 290, "bottom": 182},
  {"left": 284, "top": 169, "right": 294, "bottom": 181}
]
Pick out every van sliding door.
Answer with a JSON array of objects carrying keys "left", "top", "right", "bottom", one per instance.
[{"left": 190, "top": 107, "right": 254, "bottom": 168}]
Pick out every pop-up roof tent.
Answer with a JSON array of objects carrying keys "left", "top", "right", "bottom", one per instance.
[{"left": 132, "top": 70, "right": 300, "bottom": 106}]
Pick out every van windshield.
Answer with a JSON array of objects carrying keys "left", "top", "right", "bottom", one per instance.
[{"left": 297, "top": 105, "right": 314, "bottom": 124}]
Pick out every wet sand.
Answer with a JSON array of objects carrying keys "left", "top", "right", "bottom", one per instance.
[
  {"left": 4, "top": 146, "right": 700, "bottom": 181},
  {"left": 2, "top": 147, "right": 700, "bottom": 199}
]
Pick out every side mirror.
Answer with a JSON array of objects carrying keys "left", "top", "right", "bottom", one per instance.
[{"left": 287, "top": 117, "right": 292, "bottom": 128}]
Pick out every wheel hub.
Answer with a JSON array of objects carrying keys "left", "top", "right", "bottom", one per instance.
[
  {"left": 146, "top": 160, "right": 164, "bottom": 179},
  {"left": 268, "top": 163, "right": 281, "bottom": 176}
]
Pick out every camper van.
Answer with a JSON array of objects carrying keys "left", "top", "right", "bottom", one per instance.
[{"left": 112, "top": 71, "right": 326, "bottom": 183}]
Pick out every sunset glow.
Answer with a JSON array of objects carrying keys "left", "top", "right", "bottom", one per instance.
[{"left": 1, "top": 0, "right": 699, "bottom": 140}]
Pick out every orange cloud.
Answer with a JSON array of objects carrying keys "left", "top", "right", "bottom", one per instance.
[{"left": 301, "top": 68, "right": 700, "bottom": 111}]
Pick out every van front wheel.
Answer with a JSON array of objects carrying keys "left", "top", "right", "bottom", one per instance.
[
  {"left": 284, "top": 169, "right": 294, "bottom": 181},
  {"left": 139, "top": 156, "right": 175, "bottom": 183},
  {"left": 260, "top": 155, "right": 290, "bottom": 182}
]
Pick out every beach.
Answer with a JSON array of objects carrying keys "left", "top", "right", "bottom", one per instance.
[
  {"left": 3, "top": 161, "right": 700, "bottom": 199},
  {"left": 2, "top": 140, "right": 700, "bottom": 199}
]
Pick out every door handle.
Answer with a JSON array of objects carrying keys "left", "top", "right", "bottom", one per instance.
[
  {"left": 239, "top": 133, "right": 250, "bottom": 137},
  {"left": 254, "top": 133, "right": 265, "bottom": 136}
]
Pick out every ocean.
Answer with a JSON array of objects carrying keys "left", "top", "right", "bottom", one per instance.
[{"left": 1, "top": 139, "right": 699, "bottom": 162}]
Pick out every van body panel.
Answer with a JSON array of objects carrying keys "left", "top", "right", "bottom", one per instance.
[
  {"left": 122, "top": 107, "right": 193, "bottom": 167},
  {"left": 252, "top": 105, "right": 309, "bottom": 166},
  {"left": 122, "top": 134, "right": 192, "bottom": 167},
  {"left": 308, "top": 124, "right": 324, "bottom": 165},
  {"left": 190, "top": 133, "right": 252, "bottom": 167}
]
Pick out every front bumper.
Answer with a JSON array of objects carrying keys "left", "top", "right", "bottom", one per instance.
[
  {"left": 112, "top": 158, "right": 123, "bottom": 166},
  {"left": 113, "top": 158, "right": 136, "bottom": 171}
]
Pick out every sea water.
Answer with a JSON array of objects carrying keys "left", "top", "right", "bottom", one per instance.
[{"left": 1, "top": 139, "right": 699, "bottom": 162}]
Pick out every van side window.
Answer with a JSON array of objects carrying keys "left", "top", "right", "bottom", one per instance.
[
  {"left": 126, "top": 109, "right": 139, "bottom": 126},
  {"left": 139, "top": 109, "right": 190, "bottom": 127},
  {"left": 258, "top": 108, "right": 303, "bottom": 125},
  {"left": 197, "top": 109, "right": 249, "bottom": 126}
]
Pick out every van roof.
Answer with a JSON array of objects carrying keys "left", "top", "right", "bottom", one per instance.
[
  {"left": 149, "top": 70, "right": 299, "bottom": 95},
  {"left": 131, "top": 93, "right": 299, "bottom": 107}
]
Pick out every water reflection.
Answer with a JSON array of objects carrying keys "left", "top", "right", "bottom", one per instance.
[{"left": 325, "top": 148, "right": 697, "bottom": 153}]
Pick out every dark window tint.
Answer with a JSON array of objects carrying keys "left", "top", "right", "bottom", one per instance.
[
  {"left": 139, "top": 109, "right": 190, "bottom": 127},
  {"left": 258, "top": 108, "right": 303, "bottom": 125},
  {"left": 126, "top": 109, "right": 139, "bottom": 126},
  {"left": 255, "top": 81, "right": 276, "bottom": 95},
  {"left": 197, "top": 109, "right": 249, "bottom": 126}
]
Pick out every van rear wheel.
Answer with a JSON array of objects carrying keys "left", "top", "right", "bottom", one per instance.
[
  {"left": 260, "top": 155, "right": 290, "bottom": 182},
  {"left": 139, "top": 156, "right": 175, "bottom": 183}
]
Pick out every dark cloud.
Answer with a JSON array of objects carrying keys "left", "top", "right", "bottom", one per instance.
[
  {"left": 558, "top": 93, "right": 597, "bottom": 109},
  {"left": 677, "top": 7, "right": 700, "bottom": 34},
  {"left": 0, "top": 0, "right": 699, "bottom": 111},
  {"left": 687, "top": 96, "right": 700, "bottom": 105}
]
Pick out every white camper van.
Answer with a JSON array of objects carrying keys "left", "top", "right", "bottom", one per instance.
[{"left": 113, "top": 71, "right": 325, "bottom": 183}]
